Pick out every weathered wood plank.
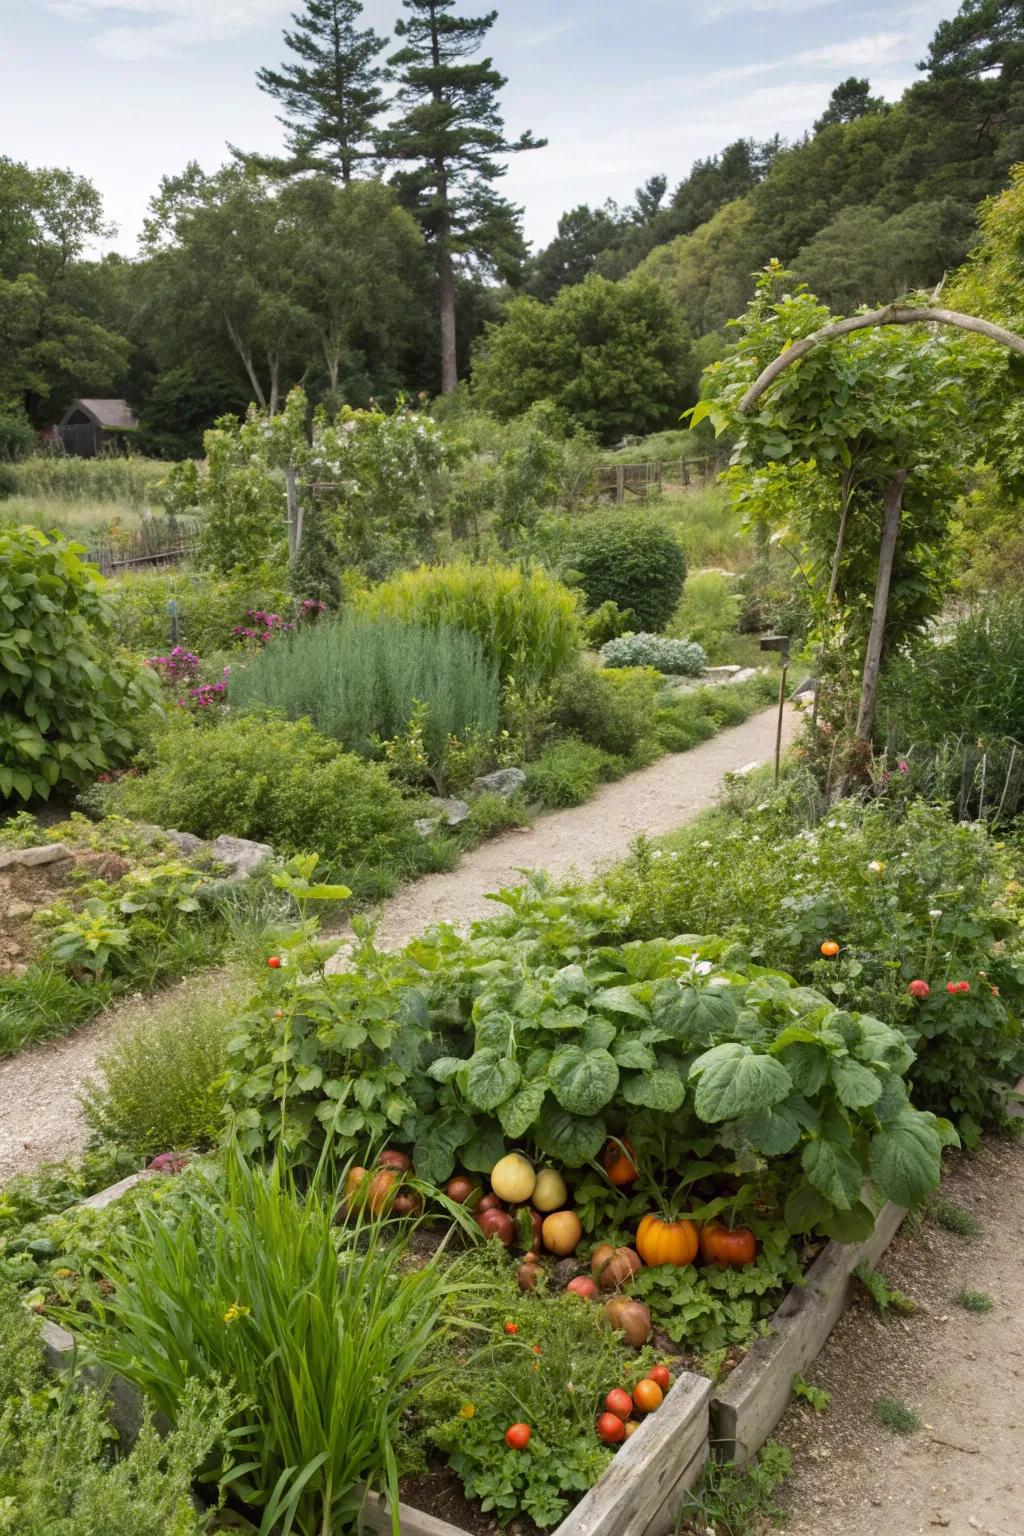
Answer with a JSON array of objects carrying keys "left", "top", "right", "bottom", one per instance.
[
  {"left": 642, "top": 1435, "right": 710, "bottom": 1536},
  {"left": 712, "top": 1202, "right": 906, "bottom": 1464},
  {"left": 552, "top": 1370, "right": 712, "bottom": 1536},
  {"left": 80, "top": 1171, "right": 149, "bottom": 1210},
  {"left": 361, "top": 1491, "right": 474, "bottom": 1536}
]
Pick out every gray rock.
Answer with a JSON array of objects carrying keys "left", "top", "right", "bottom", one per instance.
[
  {"left": 209, "top": 834, "right": 274, "bottom": 881},
  {"left": 6, "top": 901, "right": 34, "bottom": 921},
  {"left": 471, "top": 767, "right": 526, "bottom": 799},
  {"left": 164, "top": 829, "right": 207, "bottom": 857},
  {"left": 414, "top": 818, "right": 439, "bottom": 838},
  {"left": 426, "top": 796, "right": 470, "bottom": 828},
  {"left": 3, "top": 842, "right": 71, "bottom": 868}
]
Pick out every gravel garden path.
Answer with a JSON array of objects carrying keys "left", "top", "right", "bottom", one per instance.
[
  {"left": 773, "top": 1136, "right": 1024, "bottom": 1536},
  {"left": 0, "top": 702, "right": 796, "bottom": 1179}
]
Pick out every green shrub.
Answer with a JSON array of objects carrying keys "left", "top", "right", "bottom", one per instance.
[
  {"left": 583, "top": 599, "right": 636, "bottom": 647},
  {"left": 0, "top": 527, "right": 160, "bottom": 802},
  {"left": 0, "top": 465, "right": 18, "bottom": 499},
  {"left": 600, "top": 631, "right": 706, "bottom": 675},
  {"left": 358, "top": 563, "right": 582, "bottom": 687},
  {"left": 605, "top": 796, "right": 1024, "bottom": 1138},
  {"left": 0, "top": 1280, "right": 235, "bottom": 1536},
  {"left": 458, "top": 790, "right": 530, "bottom": 845},
  {"left": 525, "top": 738, "right": 625, "bottom": 807},
  {"left": 80, "top": 976, "right": 236, "bottom": 1156},
  {"left": 106, "top": 715, "right": 424, "bottom": 887},
  {"left": 550, "top": 663, "right": 661, "bottom": 758},
  {"left": 669, "top": 569, "right": 743, "bottom": 654},
  {"left": 106, "top": 567, "right": 290, "bottom": 654},
  {"left": 561, "top": 512, "right": 687, "bottom": 631},
  {"left": 72, "top": 1156, "right": 494, "bottom": 1536},
  {"left": 229, "top": 618, "right": 500, "bottom": 779},
  {"left": 879, "top": 594, "right": 1024, "bottom": 823}
]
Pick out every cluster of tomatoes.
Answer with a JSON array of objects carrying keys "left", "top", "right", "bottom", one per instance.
[
  {"left": 821, "top": 946, "right": 993, "bottom": 1003},
  {"left": 502, "top": 1365, "right": 672, "bottom": 1453}
]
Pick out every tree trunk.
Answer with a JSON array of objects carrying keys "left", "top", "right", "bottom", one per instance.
[
  {"left": 437, "top": 209, "right": 458, "bottom": 394},
  {"left": 854, "top": 469, "right": 908, "bottom": 747},
  {"left": 224, "top": 316, "right": 266, "bottom": 408},
  {"left": 269, "top": 356, "right": 280, "bottom": 417}
]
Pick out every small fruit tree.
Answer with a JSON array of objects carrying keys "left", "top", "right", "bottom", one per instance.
[{"left": 692, "top": 265, "right": 1021, "bottom": 756}]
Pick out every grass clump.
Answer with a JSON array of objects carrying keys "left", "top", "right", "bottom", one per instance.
[
  {"left": 930, "top": 1195, "right": 983, "bottom": 1238},
  {"left": 872, "top": 1397, "right": 921, "bottom": 1434},
  {"left": 677, "top": 1440, "right": 792, "bottom": 1534},
  {"left": 955, "top": 1288, "right": 994, "bottom": 1313},
  {"left": 72, "top": 1154, "right": 495, "bottom": 1536},
  {"left": 79, "top": 974, "right": 238, "bottom": 1156}
]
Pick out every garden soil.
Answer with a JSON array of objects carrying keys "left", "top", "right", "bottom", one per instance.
[
  {"left": 774, "top": 1136, "right": 1024, "bottom": 1536},
  {"left": 0, "top": 702, "right": 796, "bottom": 1178}
]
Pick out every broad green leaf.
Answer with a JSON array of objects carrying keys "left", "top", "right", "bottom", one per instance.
[
  {"left": 869, "top": 1112, "right": 942, "bottom": 1208},
  {"left": 830, "top": 1056, "right": 883, "bottom": 1109},
  {"left": 801, "top": 1138, "right": 863, "bottom": 1211},
  {"left": 535, "top": 1102, "right": 606, "bottom": 1167},
  {"left": 690, "top": 1042, "right": 792, "bottom": 1122},
  {"left": 784, "top": 1183, "right": 832, "bottom": 1234},
  {"left": 665, "top": 986, "right": 738, "bottom": 1043},
  {"left": 620, "top": 1068, "right": 688, "bottom": 1112},
  {"left": 461, "top": 1125, "right": 506, "bottom": 1174},
  {"left": 731, "top": 1101, "right": 804, "bottom": 1155},
  {"left": 593, "top": 986, "right": 651, "bottom": 1022},
  {"left": 822, "top": 1200, "right": 877, "bottom": 1244},
  {"left": 498, "top": 1079, "right": 547, "bottom": 1139},
  {"left": 581, "top": 1018, "right": 617, "bottom": 1052},
  {"left": 465, "top": 1050, "right": 521, "bottom": 1111},
  {"left": 549, "top": 1046, "right": 619, "bottom": 1116},
  {"left": 612, "top": 1038, "right": 658, "bottom": 1071},
  {"left": 872, "top": 1070, "right": 909, "bottom": 1124},
  {"left": 412, "top": 1108, "right": 476, "bottom": 1185},
  {"left": 427, "top": 1056, "right": 465, "bottom": 1084},
  {"left": 778, "top": 1040, "right": 830, "bottom": 1096}
]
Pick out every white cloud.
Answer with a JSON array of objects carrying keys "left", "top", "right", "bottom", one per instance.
[
  {"left": 520, "top": 21, "right": 577, "bottom": 50},
  {"left": 703, "top": 30, "right": 915, "bottom": 84},
  {"left": 47, "top": 0, "right": 288, "bottom": 60},
  {"left": 705, "top": 0, "right": 840, "bottom": 17}
]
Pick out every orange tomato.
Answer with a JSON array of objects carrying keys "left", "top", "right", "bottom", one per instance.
[
  {"left": 603, "top": 1138, "right": 638, "bottom": 1186},
  {"left": 820, "top": 940, "right": 840, "bottom": 958},
  {"left": 633, "top": 1378, "right": 663, "bottom": 1413},
  {"left": 636, "top": 1213, "right": 699, "bottom": 1268}
]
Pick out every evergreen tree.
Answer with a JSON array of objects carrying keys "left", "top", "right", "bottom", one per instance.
[
  {"left": 255, "top": 0, "right": 387, "bottom": 183},
  {"left": 382, "top": 0, "right": 545, "bottom": 394},
  {"left": 288, "top": 495, "right": 343, "bottom": 609},
  {"left": 815, "top": 77, "right": 887, "bottom": 130}
]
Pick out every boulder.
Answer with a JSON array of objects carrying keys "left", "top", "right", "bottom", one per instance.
[
  {"left": 163, "top": 829, "right": 207, "bottom": 857},
  {"left": 471, "top": 768, "right": 526, "bottom": 799},
  {"left": 209, "top": 835, "right": 274, "bottom": 881}
]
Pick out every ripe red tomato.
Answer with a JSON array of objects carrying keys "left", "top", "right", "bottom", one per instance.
[
  {"left": 633, "top": 1378, "right": 664, "bottom": 1413},
  {"left": 267, "top": 956, "right": 281, "bottom": 969},
  {"left": 503, "top": 1321, "right": 519, "bottom": 1334},
  {"left": 699, "top": 1222, "right": 758, "bottom": 1268},
  {"left": 646, "top": 1365, "right": 671, "bottom": 1391},
  {"left": 505, "top": 1423, "right": 531, "bottom": 1450},
  {"left": 477, "top": 1208, "right": 515, "bottom": 1246},
  {"left": 566, "top": 1276, "right": 599, "bottom": 1300},
  {"left": 596, "top": 1412, "right": 626, "bottom": 1444},
  {"left": 908, "top": 979, "right": 930, "bottom": 1000},
  {"left": 375, "top": 1149, "right": 412, "bottom": 1173},
  {"left": 605, "top": 1388, "right": 633, "bottom": 1419},
  {"left": 602, "top": 1138, "right": 639, "bottom": 1186}
]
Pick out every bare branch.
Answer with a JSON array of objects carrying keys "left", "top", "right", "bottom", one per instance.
[{"left": 738, "top": 306, "right": 1024, "bottom": 414}]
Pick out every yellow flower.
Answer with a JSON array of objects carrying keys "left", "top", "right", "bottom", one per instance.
[
  {"left": 223, "top": 1303, "right": 251, "bottom": 1325},
  {"left": 53, "top": 1267, "right": 75, "bottom": 1279},
  {"left": 868, "top": 860, "right": 885, "bottom": 875},
  {"left": 459, "top": 1402, "right": 476, "bottom": 1419}
]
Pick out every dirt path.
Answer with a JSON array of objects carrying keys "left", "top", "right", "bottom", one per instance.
[
  {"left": 774, "top": 1137, "right": 1024, "bottom": 1536},
  {"left": 0, "top": 703, "right": 795, "bottom": 1181}
]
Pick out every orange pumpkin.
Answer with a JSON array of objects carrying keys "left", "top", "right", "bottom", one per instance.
[
  {"left": 636, "top": 1213, "right": 699, "bottom": 1268},
  {"left": 603, "top": 1138, "right": 638, "bottom": 1186},
  {"left": 699, "top": 1221, "right": 758, "bottom": 1268}
]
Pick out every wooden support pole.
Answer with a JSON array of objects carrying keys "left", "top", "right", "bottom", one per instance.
[
  {"left": 774, "top": 661, "right": 788, "bottom": 787},
  {"left": 854, "top": 469, "right": 907, "bottom": 746}
]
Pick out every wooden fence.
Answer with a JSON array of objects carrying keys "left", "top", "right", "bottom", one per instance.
[
  {"left": 597, "top": 456, "right": 723, "bottom": 503},
  {"left": 82, "top": 517, "right": 200, "bottom": 575}
]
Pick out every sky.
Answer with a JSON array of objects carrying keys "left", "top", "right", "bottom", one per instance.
[{"left": 0, "top": 0, "right": 956, "bottom": 257}]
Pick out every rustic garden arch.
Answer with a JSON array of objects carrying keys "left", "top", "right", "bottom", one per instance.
[{"left": 737, "top": 305, "right": 1024, "bottom": 746}]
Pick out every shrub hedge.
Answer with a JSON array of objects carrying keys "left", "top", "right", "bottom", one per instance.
[{"left": 561, "top": 512, "right": 687, "bottom": 632}]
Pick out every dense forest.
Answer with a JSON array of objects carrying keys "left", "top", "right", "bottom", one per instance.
[{"left": 3, "top": 0, "right": 1024, "bottom": 454}]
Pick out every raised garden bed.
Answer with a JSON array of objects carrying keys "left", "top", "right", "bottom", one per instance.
[{"left": 35, "top": 1175, "right": 910, "bottom": 1535}]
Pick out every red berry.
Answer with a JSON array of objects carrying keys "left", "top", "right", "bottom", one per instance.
[
  {"left": 908, "top": 980, "right": 930, "bottom": 1000},
  {"left": 267, "top": 956, "right": 282, "bottom": 969},
  {"left": 946, "top": 981, "right": 959, "bottom": 995},
  {"left": 505, "top": 1422, "right": 531, "bottom": 1450}
]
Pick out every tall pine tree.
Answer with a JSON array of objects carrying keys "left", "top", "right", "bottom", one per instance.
[
  {"left": 382, "top": 0, "right": 545, "bottom": 394},
  {"left": 256, "top": 0, "right": 387, "bottom": 183}
]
